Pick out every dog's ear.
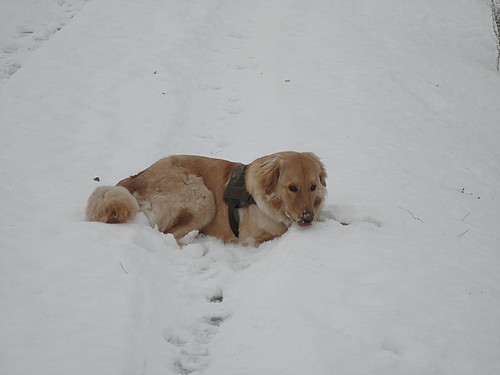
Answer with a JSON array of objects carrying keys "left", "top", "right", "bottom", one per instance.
[
  {"left": 255, "top": 155, "right": 281, "bottom": 195},
  {"left": 304, "top": 152, "right": 327, "bottom": 187}
]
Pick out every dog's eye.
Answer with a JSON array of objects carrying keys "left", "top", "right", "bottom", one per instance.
[
  {"left": 289, "top": 185, "right": 298, "bottom": 193},
  {"left": 310, "top": 184, "right": 316, "bottom": 192}
]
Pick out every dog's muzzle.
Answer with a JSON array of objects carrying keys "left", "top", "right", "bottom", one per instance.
[{"left": 297, "top": 210, "right": 314, "bottom": 227}]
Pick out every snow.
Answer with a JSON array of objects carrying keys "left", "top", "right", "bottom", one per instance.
[
  {"left": 0, "top": 0, "right": 88, "bottom": 86},
  {"left": 1, "top": 0, "right": 500, "bottom": 374}
]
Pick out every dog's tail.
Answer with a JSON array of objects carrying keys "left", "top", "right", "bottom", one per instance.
[{"left": 85, "top": 186, "right": 139, "bottom": 224}]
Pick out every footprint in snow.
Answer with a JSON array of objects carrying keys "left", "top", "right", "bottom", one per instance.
[
  {"left": 206, "top": 315, "right": 227, "bottom": 327},
  {"left": 165, "top": 255, "right": 231, "bottom": 374},
  {"left": 14, "top": 26, "right": 35, "bottom": 38},
  {"left": 209, "top": 293, "right": 223, "bottom": 303},
  {"left": 2, "top": 43, "right": 20, "bottom": 54},
  {"left": 169, "top": 310, "right": 230, "bottom": 374}
]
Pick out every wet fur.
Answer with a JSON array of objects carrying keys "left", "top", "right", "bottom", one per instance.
[{"left": 85, "top": 152, "right": 327, "bottom": 245}]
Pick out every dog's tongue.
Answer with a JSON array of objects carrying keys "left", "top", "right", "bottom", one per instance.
[{"left": 298, "top": 220, "right": 312, "bottom": 227}]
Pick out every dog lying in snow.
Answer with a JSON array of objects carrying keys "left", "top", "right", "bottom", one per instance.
[{"left": 86, "top": 151, "right": 327, "bottom": 245}]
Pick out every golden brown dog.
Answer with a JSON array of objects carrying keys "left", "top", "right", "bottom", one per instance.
[{"left": 85, "top": 151, "right": 327, "bottom": 245}]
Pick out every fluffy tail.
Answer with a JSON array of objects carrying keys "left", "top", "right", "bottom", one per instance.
[{"left": 85, "top": 186, "right": 139, "bottom": 224}]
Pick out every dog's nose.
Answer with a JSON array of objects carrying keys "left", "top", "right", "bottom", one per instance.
[{"left": 300, "top": 210, "right": 314, "bottom": 223}]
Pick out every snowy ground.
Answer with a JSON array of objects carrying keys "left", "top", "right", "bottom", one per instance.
[
  {"left": 1, "top": 0, "right": 500, "bottom": 374},
  {"left": 0, "top": 0, "right": 88, "bottom": 87}
]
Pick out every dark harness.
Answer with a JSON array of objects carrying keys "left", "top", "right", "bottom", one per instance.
[{"left": 223, "top": 164, "right": 256, "bottom": 238}]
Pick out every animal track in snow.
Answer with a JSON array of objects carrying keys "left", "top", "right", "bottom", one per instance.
[
  {"left": 205, "top": 314, "right": 228, "bottom": 327},
  {"left": 170, "top": 299, "right": 230, "bottom": 374},
  {"left": 224, "top": 107, "right": 241, "bottom": 115},
  {"left": 209, "top": 293, "right": 223, "bottom": 303},
  {"left": 2, "top": 43, "right": 20, "bottom": 54},
  {"left": 163, "top": 331, "right": 186, "bottom": 348},
  {"left": 0, "top": 0, "right": 88, "bottom": 87},
  {"left": 163, "top": 245, "right": 233, "bottom": 374},
  {"left": 14, "top": 27, "right": 35, "bottom": 38}
]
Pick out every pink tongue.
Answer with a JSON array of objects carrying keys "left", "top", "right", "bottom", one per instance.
[{"left": 298, "top": 221, "right": 312, "bottom": 227}]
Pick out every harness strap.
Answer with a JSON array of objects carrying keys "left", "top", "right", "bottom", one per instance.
[{"left": 223, "top": 164, "right": 256, "bottom": 238}]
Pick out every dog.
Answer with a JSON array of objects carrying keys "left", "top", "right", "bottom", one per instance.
[{"left": 85, "top": 151, "right": 327, "bottom": 245}]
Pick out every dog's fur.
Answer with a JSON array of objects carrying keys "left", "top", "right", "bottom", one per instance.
[{"left": 85, "top": 151, "right": 327, "bottom": 245}]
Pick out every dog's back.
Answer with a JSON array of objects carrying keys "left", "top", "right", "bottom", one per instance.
[{"left": 85, "top": 156, "right": 231, "bottom": 240}]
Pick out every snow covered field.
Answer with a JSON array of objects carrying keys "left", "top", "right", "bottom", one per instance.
[
  {"left": 1, "top": 0, "right": 500, "bottom": 374},
  {"left": 0, "top": 0, "right": 88, "bottom": 86}
]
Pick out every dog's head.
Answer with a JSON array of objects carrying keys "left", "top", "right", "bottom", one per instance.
[{"left": 247, "top": 152, "right": 327, "bottom": 227}]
